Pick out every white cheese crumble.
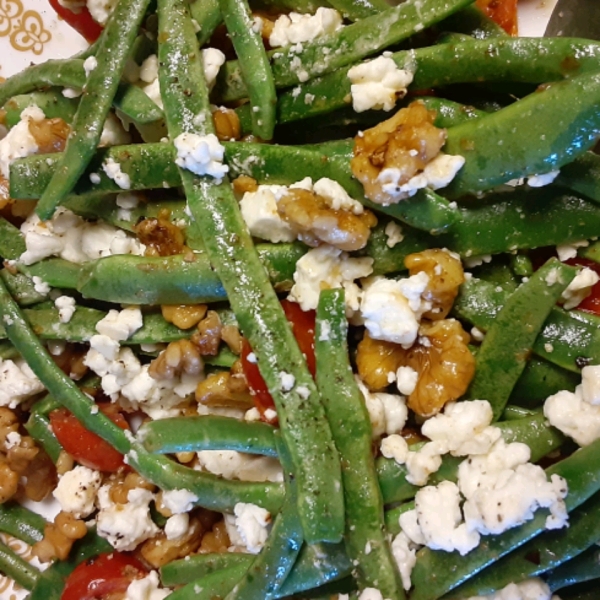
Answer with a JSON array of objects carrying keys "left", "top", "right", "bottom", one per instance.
[
  {"left": 0, "top": 105, "right": 44, "bottom": 178},
  {"left": 384, "top": 221, "right": 404, "bottom": 248},
  {"left": 544, "top": 366, "right": 600, "bottom": 446},
  {"left": 269, "top": 8, "right": 343, "bottom": 48},
  {"left": 0, "top": 358, "right": 45, "bottom": 408},
  {"left": 86, "top": 0, "right": 117, "bottom": 25},
  {"left": 54, "top": 296, "right": 77, "bottom": 324},
  {"left": 103, "top": 157, "right": 131, "bottom": 189},
  {"left": 360, "top": 274, "right": 430, "bottom": 347},
  {"left": 202, "top": 48, "right": 226, "bottom": 90},
  {"left": 96, "top": 307, "right": 143, "bottom": 341},
  {"left": 195, "top": 450, "right": 283, "bottom": 483},
  {"left": 83, "top": 56, "right": 98, "bottom": 78},
  {"left": 377, "top": 153, "right": 465, "bottom": 205},
  {"left": 52, "top": 466, "right": 102, "bottom": 518},
  {"left": 224, "top": 503, "right": 271, "bottom": 554},
  {"left": 161, "top": 489, "right": 199, "bottom": 514},
  {"left": 391, "top": 531, "right": 418, "bottom": 591},
  {"left": 288, "top": 244, "right": 373, "bottom": 317},
  {"left": 348, "top": 56, "right": 414, "bottom": 112},
  {"left": 99, "top": 112, "right": 132, "bottom": 147},
  {"left": 124, "top": 570, "right": 170, "bottom": 600},
  {"left": 396, "top": 365, "right": 418, "bottom": 395},
  {"left": 165, "top": 513, "right": 189, "bottom": 540},
  {"left": 464, "top": 577, "right": 556, "bottom": 600},
  {"left": 556, "top": 240, "right": 589, "bottom": 262},
  {"left": 19, "top": 208, "right": 146, "bottom": 266},
  {"left": 4, "top": 431, "right": 21, "bottom": 450},
  {"left": 561, "top": 267, "right": 599, "bottom": 310},
  {"left": 173, "top": 132, "right": 228, "bottom": 180},
  {"left": 526, "top": 170, "right": 560, "bottom": 188},
  {"left": 32, "top": 276, "right": 50, "bottom": 294},
  {"left": 356, "top": 377, "right": 407, "bottom": 438},
  {"left": 96, "top": 486, "right": 159, "bottom": 551}
]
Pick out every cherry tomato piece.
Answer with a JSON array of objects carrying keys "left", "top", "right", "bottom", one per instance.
[
  {"left": 61, "top": 552, "right": 147, "bottom": 600},
  {"left": 48, "top": 0, "right": 103, "bottom": 43},
  {"left": 240, "top": 300, "right": 316, "bottom": 420},
  {"left": 475, "top": 0, "right": 518, "bottom": 35},
  {"left": 49, "top": 403, "right": 129, "bottom": 472}
]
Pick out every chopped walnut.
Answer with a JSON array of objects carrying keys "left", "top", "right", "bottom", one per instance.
[
  {"left": 107, "top": 472, "right": 156, "bottom": 505},
  {"left": 351, "top": 101, "right": 446, "bottom": 205},
  {"left": 197, "top": 518, "right": 231, "bottom": 553},
  {"left": 51, "top": 343, "right": 89, "bottom": 381},
  {"left": 405, "top": 248, "right": 465, "bottom": 320},
  {"left": 55, "top": 450, "right": 75, "bottom": 475},
  {"left": 140, "top": 515, "right": 205, "bottom": 568},
  {"left": 33, "top": 511, "right": 87, "bottom": 562},
  {"left": 196, "top": 371, "right": 254, "bottom": 409},
  {"left": 149, "top": 339, "right": 204, "bottom": 381},
  {"left": 400, "top": 319, "right": 475, "bottom": 417},
  {"left": 6, "top": 435, "right": 39, "bottom": 473},
  {"left": 161, "top": 304, "right": 208, "bottom": 330},
  {"left": 221, "top": 324, "right": 243, "bottom": 355},
  {"left": 23, "top": 450, "right": 57, "bottom": 502},
  {"left": 0, "top": 460, "right": 19, "bottom": 503},
  {"left": 232, "top": 175, "right": 259, "bottom": 196},
  {"left": 191, "top": 310, "right": 223, "bottom": 356},
  {"left": 28, "top": 117, "right": 70, "bottom": 154},
  {"left": 277, "top": 188, "right": 377, "bottom": 251},
  {"left": 135, "top": 210, "right": 186, "bottom": 256},
  {"left": 212, "top": 106, "right": 241, "bottom": 141},
  {"left": 356, "top": 332, "right": 404, "bottom": 392}
]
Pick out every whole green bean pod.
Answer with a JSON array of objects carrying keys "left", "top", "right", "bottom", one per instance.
[
  {"left": 546, "top": 546, "right": 600, "bottom": 592},
  {"left": 0, "top": 503, "right": 45, "bottom": 545},
  {"left": 36, "top": 0, "right": 152, "bottom": 219},
  {"left": 157, "top": 0, "right": 344, "bottom": 544},
  {"left": 466, "top": 260, "right": 577, "bottom": 421},
  {"left": 315, "top": 288, "right": 405, "bottom": 599},
  {"left": 0, "top": 540, "right": 40, "bottom": 590}
]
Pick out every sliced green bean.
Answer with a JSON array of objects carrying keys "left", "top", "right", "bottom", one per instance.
[
  {"left": 219, "top": 0, "right": 276, "bottom": 139},
  {"left": 437, "top": 4, "right": 507, "bottom": 39},
  {"left": 546, "top": 547, "right": 600, "bottom": 592},
  {"left": 466, "top": 260, "right": 577, "bottom": 421},
  {"left": 315, "top": 288, "right": 404, "bottom": 599},
  {"left": 0, "top": 270, "right": 47, "bottom": 307},
  {"left": 20, "top": 259, "right": 81, "bottom": 290},
  {"left": 0, "top": 215, "right": 26, "bottom": 260},
  {"left": 4, "top": 90, "right": 78, "bottom": 127},
  {"left": 557, "top": 151, "right": 600, "bottom": 204},
  {"left": 0, "top": 503, "right": 45, "bottom": 545},
  {"left": 443, "top": 492, "right": 600, "bottom": 599},
  {"left": 36, "top": 0, "right": 152, "bottom": 219},
  {"left": 138, "top": 415, "right": 278, "bottom": 456},
  {"left": 410, "top": 435, "right": 600, "bottom": 600},
  {"left": 157, "top": 0, "right": 343, "bottom": 544},
  {"left": 325, "top": 0, "right": 389, "bottom": 21},
  {"left": 25, "top": 411, "right": 63, "bottom": 464}
]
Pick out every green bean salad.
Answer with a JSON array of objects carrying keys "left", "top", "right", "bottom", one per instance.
[{"left": 1, "top": 0, "right": 600, "bottom": 599}]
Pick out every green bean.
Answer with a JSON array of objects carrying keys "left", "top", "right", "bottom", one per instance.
[
  {"left": 315, "top": 288, "right": 404, "bottom": 599},
  {"left": 556, "top": 151, "right": 600, "bottom": 204},
  {"left": 263, "top": 37, "right": 600, "bottom": 126},
  {"left": 157, "top": 0, "right": 343, "bottom": 543},
  {"left": 384, "top": 501, "right": 415, "bottom": 537},
  {"left": 410, "top": 435, "right": 600, "bottom": 600},
  {"left": 251, "top": 0, "right": 330, "bottom": 13},
  {"left": 0, "top": 539, "right": 40, "bottom": 590},
  {"left": 453, "top": 277, "right": 600, "bottom": 374},
  {"left": 0, "top": 340, "right": 19, "bottom": 359},
  {"left": 436, "top": 4, "right": 507, "bottom": 39},
  {"left": 77, "top": 244, "right": 305, "bottom": 304},
  {"left": 466, "top": 260, "right": 577, "bottom": 421},
  {"left": 0, "top": 215, "right": 26, "bottom": 260},
  {"left": 138, "top": 415, "right": 278, "bottom": 455},
  {"left": 443, "top": 71, "right": 600, "bottom": 197},
  {"left": 214, "top": 0, "right": 474, "bottom": 101},
  {"left": 0, "top": 502, "right": 45, "bottom": 545},
  {"left": 546, "top": 547, "right": 600, "bottom": 592},
  {"left": 220, "top": 0, "right": 276, "bottom": 139},
  {"left": 325, "top": 0, "right": 389, "bottom": 21},
  {"left": 444, "top": 492, "right": 600, "bottom": 598},
  {"left": 25, "top": 410, "right": 63, "bottom": 463},
  {"left": 0, "top": 270, "right": 47, "bottom": 307},
  {"left": 3, "top": 90, "right": 78, "bottom": 127},
  {"left": 35, "top": 0, "right": 152, "bottom": 220},
  {"left": 227, "top": 432, "right": 303, "bottom": 600},
  {"left": 417, "top": 97, "right": 487, "bottom": 128}
]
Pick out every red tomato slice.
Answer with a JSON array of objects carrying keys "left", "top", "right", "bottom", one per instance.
[
  {"left": 241, "top": 300, "right": 316, "bottom": 421},
  {"left": 61, "top": 552, "right": 147, "bottom": 600},
  {"left": 565, "top": 258, "right": 600, "bottom": 316},
  {"left": 475, "top": 0, "right": 518, "bottom": 35},
  {"left": 49, "top": 403, "right": 130, "bottom": 472},
  {"left": 49, "top": 0, "right": 103, "bottom": 43}
]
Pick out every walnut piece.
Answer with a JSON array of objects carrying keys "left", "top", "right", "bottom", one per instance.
[
  {"left": 162, "top": 304, "right": 208, "bottom": 330},
  {"left": 149, "top": 339, "right": 203, "bottom": 380},
  {"left": 351, "top": 101, "right": 446, "bottom": 205},
  {"left": 135, "top": 210, "right": 186, "bottom": 257},
  {"left": 356, "top": 332, "right": 404, "bottom": 392},
  {"left": 405, "top": 248, "right": 465, "bottom": 320},
  {"left": 277, "top": 188, "right": 377, "bottom": 251}
]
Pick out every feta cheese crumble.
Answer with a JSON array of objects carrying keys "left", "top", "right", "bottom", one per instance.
[
  {"left": 124, "top": 570, "right": 170, "bottom": 600},
  {"left": 103, "top": 157, "right": 131, "bottom": 189},
  {"left": 0, "top": 105, "right": 44, "bottom": 179},
  {"left": 269, "top": 8, "right": 343, "bottom": 48},
  {"left": 202, "top": 48, "right": 226, "bottom": 90},
  {"left": 54, "top": 296, "right": 77, "bottom": 324},
  {"left": 86, "top": 0, "right": 117, "bottom": 25},
  {"left": 348, "top": 56, "right": 414, "bottom": 112},
  {"left": 0, "top": 358, "right": 45, "bottom": 408},
  {"left": 224, "top": 503, "right": 271, "bottom": 554},
  {"left": 53, "top": 466, "right": 102, "bottom": 518},
  {"left": 173, "top": 132, "right": 228, "bottom": 180}
]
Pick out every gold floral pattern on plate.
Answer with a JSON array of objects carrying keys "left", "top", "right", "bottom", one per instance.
[{"left": 0, "top": 0, "right": 52, "bottom": 55}]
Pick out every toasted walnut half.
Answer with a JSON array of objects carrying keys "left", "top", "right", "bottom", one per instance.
[
  {"left": 277, "top": 188, "right": 377, "bottom": 251},
  {"left": 28, "top": 117, "right": 70, "bottom": 154},
  {"left": 356, "top": 332, "right": 404, "bottom": 392},
  {"left": 149, "top": 339, "right": 203, "bottom": 380},
  {"left": 401, "top": 319, "right": 475, "bottom": 417},
  {"left": 351, "top": 101, "right": 446, "bottom": 205},
  {"left": 135, "top": 209, "right": 186, "bottom": 257},
  {"left": 405, "top": 248, "right": 465, "bottom": 320}
]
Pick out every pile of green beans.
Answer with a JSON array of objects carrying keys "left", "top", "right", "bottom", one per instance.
[{"left": 2, "top": 0, "right": 600, "bottom": 599}]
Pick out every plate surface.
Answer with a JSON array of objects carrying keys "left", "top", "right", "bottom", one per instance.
[{"left": 0, "top": 1, "right": 559, "bottom": 599}]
